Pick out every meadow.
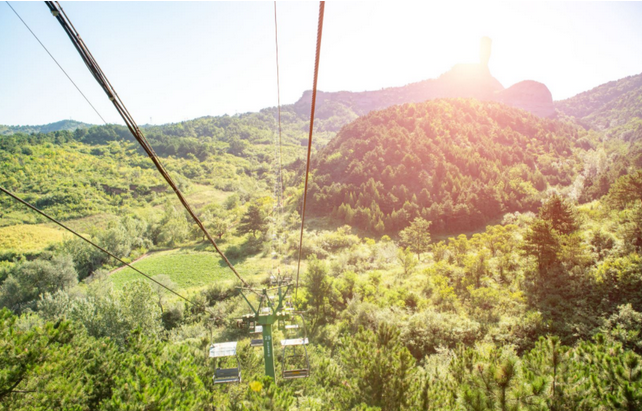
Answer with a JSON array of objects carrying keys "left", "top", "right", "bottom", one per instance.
[
  {"left": 0, "top": 224, "right": 67, "bottom": 252},
  {"left": 108, "top": 248, "right": 274, "bottom": 292}
]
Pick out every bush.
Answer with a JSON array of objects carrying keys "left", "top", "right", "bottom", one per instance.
[
  {"left": 161, "top": 305, "right": 184, "bottom": 330},
  {"left": 403, "top": 309, "right": 482, "bottom": 359},
  {"left": 0, "top": 254, "right": 77, "bottom": 313}
]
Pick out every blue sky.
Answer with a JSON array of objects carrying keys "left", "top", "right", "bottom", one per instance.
[{"left": 1, "top": 1, "right": 642, "bottom": 126}]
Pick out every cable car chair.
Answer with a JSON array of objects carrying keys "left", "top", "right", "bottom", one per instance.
[
  {"left": 280, "top": 313, "right": 310, "bottom": 379},
  {"left": 250, "top": 324, "right": 263, "bottom": 348},
  {"left": 248, "top": 292, "right": 276, "bottom": 348},
  {"left": 209, "top": 341, "right": 241, "bottom": 384}
]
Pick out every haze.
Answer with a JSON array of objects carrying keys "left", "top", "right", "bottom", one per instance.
[{"left": 1, "top": 1, "right": 641, "bottom": 126}]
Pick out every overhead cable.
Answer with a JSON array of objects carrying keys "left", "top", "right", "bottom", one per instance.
[
  {"left": 0, "top": 185, "right": 202, "bottom": 308},
  {"left": 272, "top": 2, "right": 286, "bottom": 282},
  {"left": 6, "top": 1, "right": 107, "bottom": 124},
  {"left": 273, "top": 1, "right": 284, "bottom": 207},
  {"left": 295, "top": 1, "right": 325, "bottom": 299},
  {"left": 44, "top": 1, "right": 248, "bottom": 287}
]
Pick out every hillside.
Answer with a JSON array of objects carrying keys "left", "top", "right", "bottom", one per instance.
[
  {"left": 309, "top": 98, "right": 584, "bottom": 234},
  {"left": 0, "top": 119, "right": 92, "bottom": 136},
  {"left": 555, "top": 72, "right": 642, "bottom": 130},
  {"left": 3, "top": 172, "right": 642, "bottom": 409},
  {"left": 0, "top": 129, "right": 261, "bottom": 227},
  {"left": 554, "top": 73, "right": 642, "bottom": 203}
]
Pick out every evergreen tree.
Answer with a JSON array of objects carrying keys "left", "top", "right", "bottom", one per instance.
[
  {"left": 522, "top": 219, "right": 559, "bottom": 278},
  {"left": 398, "top": 217, "right": 432, "bottom": 261},
  {"left": 539, "top": 194, "right": 579, "bottom": 235},
  {"left": 340, "top": 323, "right": 417, "bottom": 411},
  {"left": 237, "top": 202, "right": 268, "bottom": 238}
]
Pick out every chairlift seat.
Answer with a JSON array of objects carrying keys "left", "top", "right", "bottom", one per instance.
[
  {"left": 285, "top": 324, "right": 299, "bottom": 330},
  {"left": 213, "top": 367, "right": 241, "bottom": 384},
  {"left": 210, "top": 341, "right": 241, "bottom": 384},
  {"left": 251, "top": 325, "right": 263, "bottom": 334},
  {"left": 250, "top": 338, "right": 263, "bottom": 347},
  {"left": 283, "top": 369, "right": 310, "bottom": 379}
]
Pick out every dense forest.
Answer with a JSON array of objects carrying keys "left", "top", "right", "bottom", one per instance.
[
  {"left": 309, "top": 99, "right": 585, "bottom": 234},
  {"left": 2, "top": 71, "right": 642, "bottom": 410}
]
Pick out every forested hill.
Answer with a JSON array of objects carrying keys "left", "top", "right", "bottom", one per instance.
[
  {"left": 0, "top": 120, "right": 92, "bottom": 136},
  {"left": 555, "top": 72, "right": 642, "bottom": 131},
  {"left": 553, "top": 73, "right": 642, "bottom": 203},
  {"left": 309, "top": 98, "right": 585, "bottom": 234}
]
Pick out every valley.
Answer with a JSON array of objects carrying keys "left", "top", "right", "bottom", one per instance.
[{"left": 2, "top": 40, "right": 642, "bottom": 411}]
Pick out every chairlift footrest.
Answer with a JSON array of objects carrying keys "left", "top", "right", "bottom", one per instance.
[{"left": 283, "top": 369, "right": 310, "bottom": 379}]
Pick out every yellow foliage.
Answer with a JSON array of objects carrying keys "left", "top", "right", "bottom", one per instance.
[
  {"left": 0, "top": 224, "right": 66, "bottom": 252},
  {"left": 249, "top": 380, "right": 263, "bottom": 392}
]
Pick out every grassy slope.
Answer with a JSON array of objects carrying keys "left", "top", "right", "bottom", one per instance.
[
  {"left": 0, "top": 224, "right": 67, "bottom": 252},
  {"left": 108, "top": 248, "right": 274, "bottom": 292}
]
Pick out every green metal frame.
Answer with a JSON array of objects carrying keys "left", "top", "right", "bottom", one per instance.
[{"left": 239, "top": 284, "right": 292, "bottom": 381}]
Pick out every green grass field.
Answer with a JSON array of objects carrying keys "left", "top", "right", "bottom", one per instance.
[
  {"left": 109, "top": 248, "right": 274, "bottom": 292},
  {"left": 62, "top": 213, "right": 120, "bottom": 233},
  {"left": 184, "top": 184, "right": 232, "bottom": 208},
  {"left": 0, "top": 224, "right": 67, "bottom": 252}
]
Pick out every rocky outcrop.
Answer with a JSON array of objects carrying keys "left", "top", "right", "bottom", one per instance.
[{"left": 496, "top": 81, "right": 555, "bottom": 118}]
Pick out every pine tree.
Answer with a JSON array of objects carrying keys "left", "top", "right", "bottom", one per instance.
[
  {"left": 237, "top": 202, "right": 268, "bottom": 238},
  {"left": 522, "top": 219, "right": 559, "bottom": 278},
  {"left": 539, "top": 194, "right": 579, "bottom": 235},
  {"left": 399, "top": 217, "right": 432, "bottom": 261}
]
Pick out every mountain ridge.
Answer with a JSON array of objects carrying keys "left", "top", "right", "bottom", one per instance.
[
  {"left": 555, "top": 72, "right": 642, "bottom": 130},
  {"left": 294, "top": 62, "right": 556, "bottom": 121},
  {"left": 0, "top": 120, "right": 93, "bottom": 136}
]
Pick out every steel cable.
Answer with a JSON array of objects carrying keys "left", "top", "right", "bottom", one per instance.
[
  {"left": 0, "top": 185, "right": 204, "bottom": 308},
  {"left": 295, "top": 1, "right": 325, "bottom": 300},
  {"left": 6, "top": 1, "right": 107, "bottom": 124},
  {"left": 44, "top": 1, "right": 248, "bottom": 287}
]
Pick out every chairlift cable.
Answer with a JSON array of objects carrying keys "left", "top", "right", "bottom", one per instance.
[
  {"left": 272, "top": 1, "right": 286, "bottom": 282},
  {"left": 295, "top": 1, "right": 325, "bottom": 300},
  {"left": 0, "top": 185, "right": 205, "bottom": 309},
  {"left": 44, "top": 1, "right": 249, "bottom": 287},
  {"left": 5, "top": 1, "right": 108, "bottom": 125},
  {"left": 274, "top": 1, "right": 284, "bottom": 211}
]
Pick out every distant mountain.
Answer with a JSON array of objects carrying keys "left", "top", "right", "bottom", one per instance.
[
  {"left": 309, "top": 98, "right": 583, "bottom": 234},
  {"left": 555, "top": 72, "right": 642, "bottom": 131},
  {"left": 295, "top": 64, "right": 555, "bottom": 122},
  {"left": 295, "top": 38, "right": 555, "bottom": 121},
  {"left": 497, "top": 80, "right": 555, "bottom": 118},
  {"left": 0, "top": 120, "right": 92, "bottom": 136},
  {"left": 294, "top": 63, "right": 504, "bottom": 117}
]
